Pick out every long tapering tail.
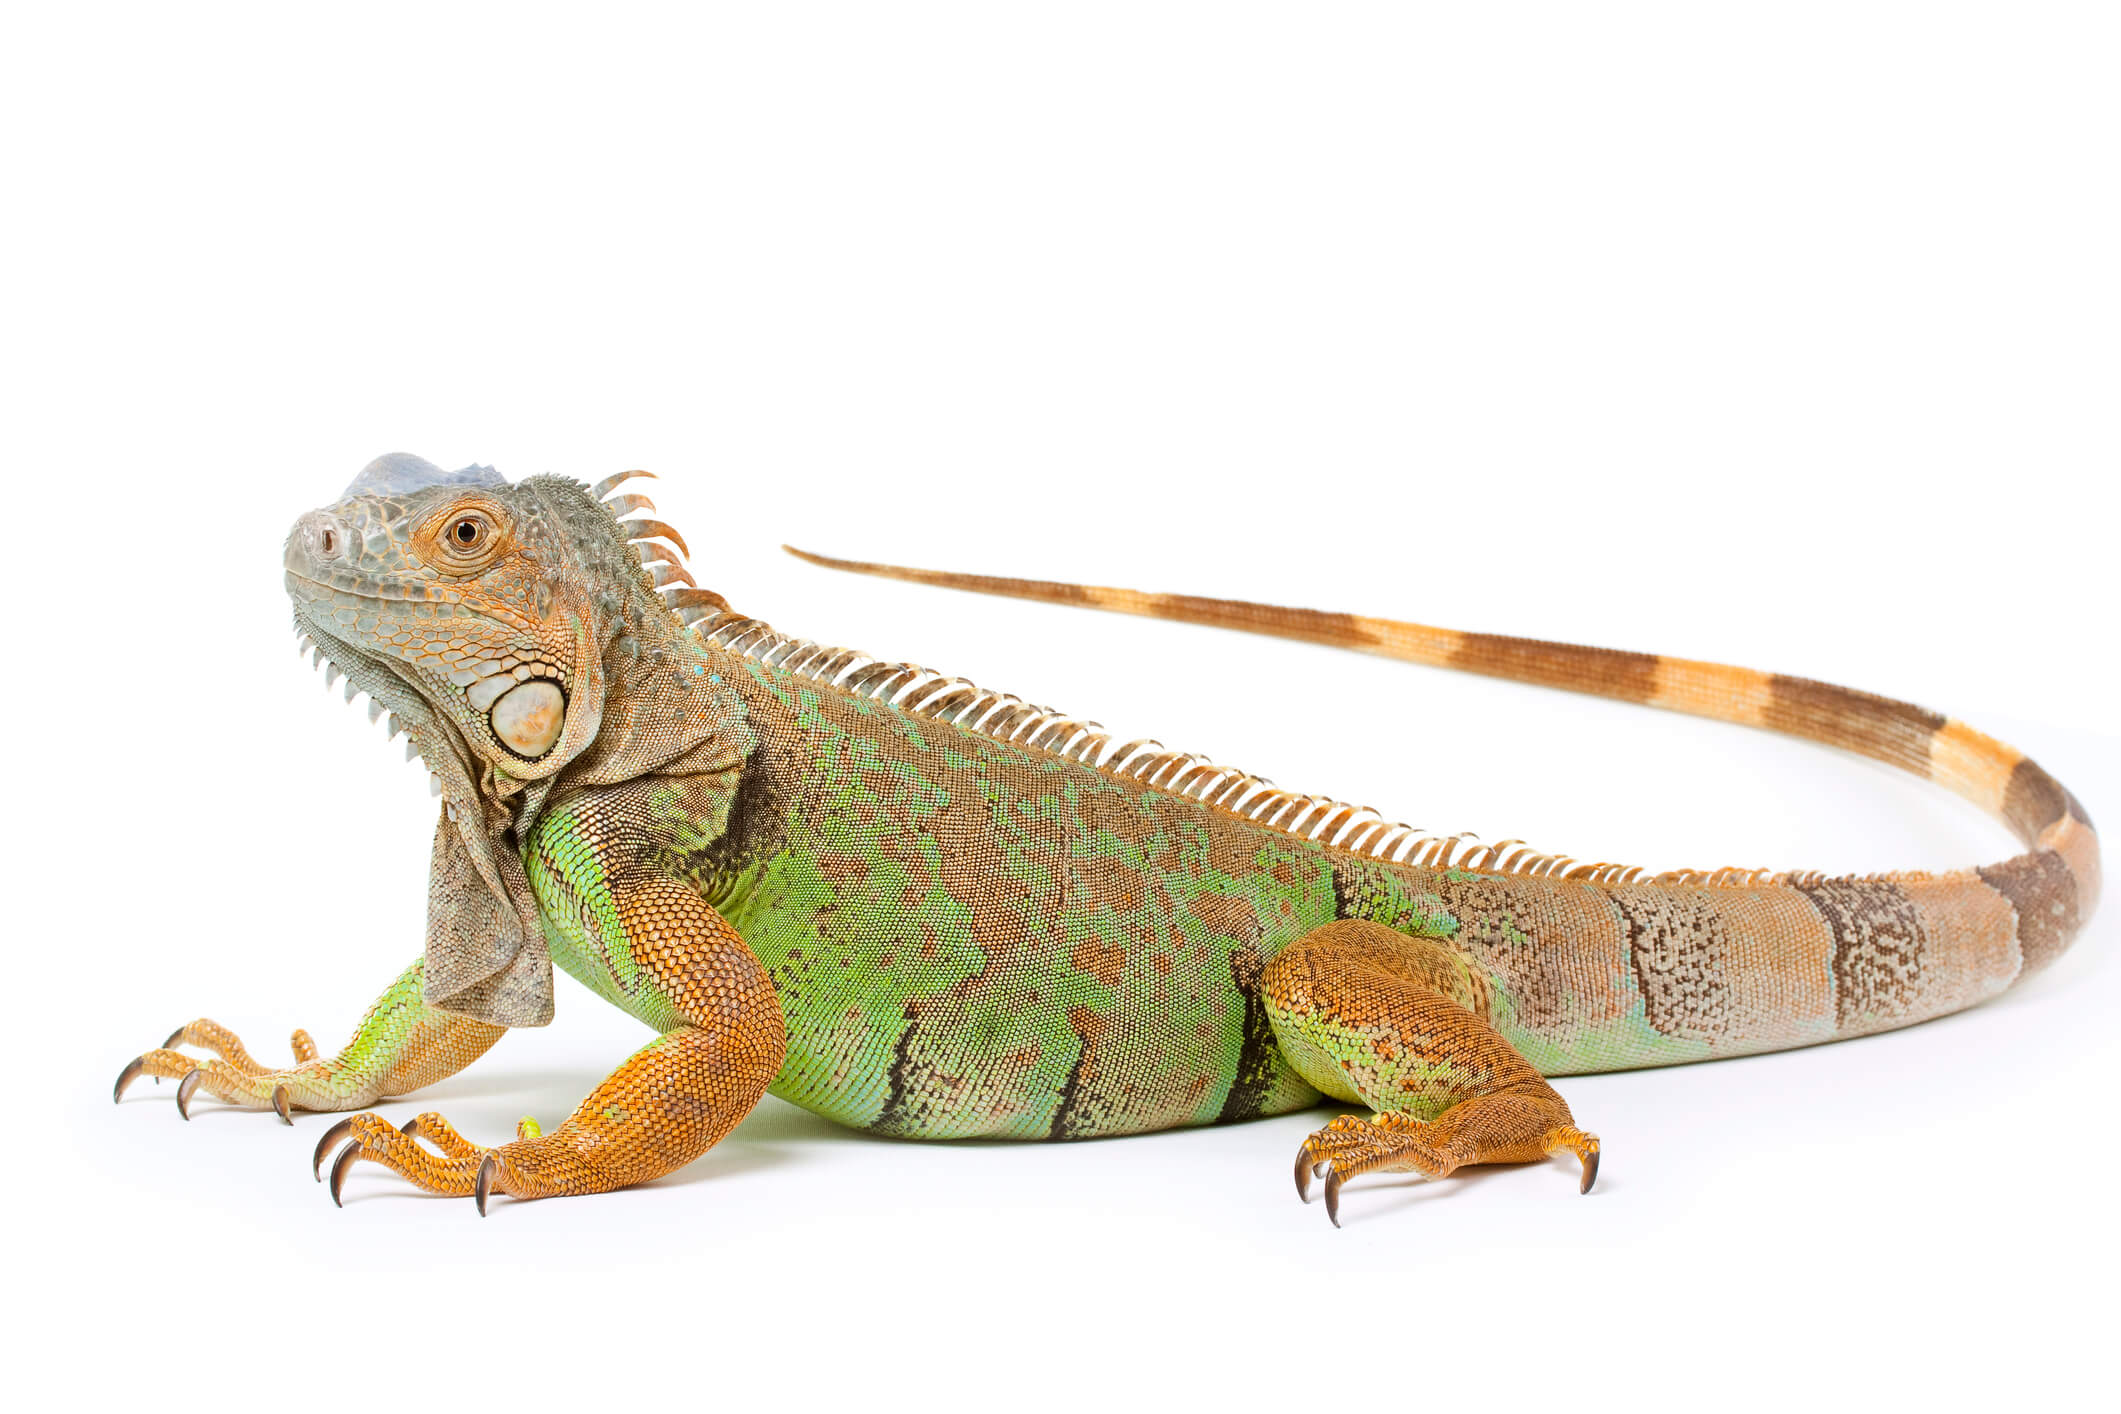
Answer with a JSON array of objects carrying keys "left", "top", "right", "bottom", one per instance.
[{"left": 786, "top": 545, "right": 2098, "bottom": 988}]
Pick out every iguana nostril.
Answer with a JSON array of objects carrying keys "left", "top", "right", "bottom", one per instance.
[{"left": 298, "top": 512, "right": 347, "bottom": 561}]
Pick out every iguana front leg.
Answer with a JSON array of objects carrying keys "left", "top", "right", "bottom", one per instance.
[
  {"left": 113, "top": 959, "right": 505, "bottom": 1120},
  {"left": 318, "top": 871, "right": 786, "bottom": 1211},
  {"left": 1266, "top": 920, "right": 1599, "bottom": 1227}
]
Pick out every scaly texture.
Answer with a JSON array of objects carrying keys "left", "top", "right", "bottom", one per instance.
[{"left": 113, "top": 455, "right": 2097, "bottom": 1225}]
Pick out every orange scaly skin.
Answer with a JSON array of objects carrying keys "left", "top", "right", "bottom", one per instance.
[
  {"left": 315, "top": 883, "right": 784, "bottom": 1206},
  {"left": 111, "top": 455, "right": 2096, "bottom": 1226}
]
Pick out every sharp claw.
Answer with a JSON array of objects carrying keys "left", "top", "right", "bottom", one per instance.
[
  {"left": 175, "top": 1069, "right": 204, "bottom": 1120},
  {"left": 1323, "top": 1167, "right": 1345, "bottom": 1229},
  {"left": 1580, "top": 1148, "right": 1599, "bottom": 1196},
  {"left": 163, "top": 1026, "right": 187, "bottom": 1049},
  {"left": 113, "top": 1057, "right": 146, "bottom": 1104},
  {"left": 475, "top": 1153, "right": 498, "bottom": 1217},
  {"left": 400, "top": 1117, "right": 422, "bottom": 1137},
  {"left": 312, "top": 1117, "right": 355, "bottom": 1180},
  {"left": 328, "top": 1139, "right": 361, "bottom": 1208},
  {"left": 1293, "top": 1144, "right": 1312, "bottom": 1202},
  {"left": 271, "top": 1085, "right": 292, "bottom": 1125}
]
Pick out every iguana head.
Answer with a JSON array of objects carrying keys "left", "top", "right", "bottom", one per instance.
[
  {"left": 282, "top": 453, "right": 730, "bottom": 1025},
  {"left": 282, "top": 452, "right": 725, "bottom": 807},
  {"left": 287, "top": 455, "right": 601, "bottom": 796}
]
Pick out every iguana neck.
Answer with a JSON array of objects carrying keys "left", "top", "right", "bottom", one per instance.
[{"left": 532, "top": 612, "right": 757, "bottom": 814}]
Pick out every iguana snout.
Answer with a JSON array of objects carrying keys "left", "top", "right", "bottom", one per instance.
[{"left": 289, "top": 508, "right": 348, "bottom": 564}]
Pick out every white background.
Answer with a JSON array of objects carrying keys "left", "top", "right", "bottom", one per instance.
[{"left": 9, "top": 4, "right": 2116, "bottom": 1409}]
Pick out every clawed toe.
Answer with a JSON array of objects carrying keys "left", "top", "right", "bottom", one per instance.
[
  {"left": 1322, "top": 1166, "right": 1348, "bottom": 1228},
  {"left": 475, "top": 1153, "right": 500, "bottom": 1217},
  {"left": 1290, "top": 1114, "right": 1455, "bottom": 1228},
  {"left": 312, "top": 1117, "right": 357, "bottom": 1180},
  {"left": 312, "top": 1111, "right": 496, "bottom": 1210},
  {"left": 112, "top": 1056, "right": 146, "bottom": 1105},
  {"left": 1291, "top": 1110, "right": 1603, "bottom": 1225},
  {"left": 115, "top": 1020, "right": 343, "bottom": 1121},
  {"left": 328, "top": 1137, "right": 363, "bottom": 1207}
]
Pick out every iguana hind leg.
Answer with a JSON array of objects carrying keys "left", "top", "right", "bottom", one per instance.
[
  {"left": 113, "top": 959, "right": 504, "bottom": 1120},
  {"left": 1264, "top": 919, "right": 1598, "bottom": 1226}
]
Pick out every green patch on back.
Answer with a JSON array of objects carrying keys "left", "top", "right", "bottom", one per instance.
[{"left": 727, "top": 664, "right": 1355, "bottom": 1137}]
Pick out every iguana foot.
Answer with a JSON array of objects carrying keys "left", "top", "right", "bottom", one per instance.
[
  {"left": 1293, "top": 1109, "right": 1599, "bottom": 1226},
  {"left": 313, "top": 1110, "right": 564, "bottom": 1212},
  {"left": 111, "top": 963, "right": 507, "bottom": 1125},
  {"left": 113, "top": 1018, "right": 359, "bottom": 1121}
]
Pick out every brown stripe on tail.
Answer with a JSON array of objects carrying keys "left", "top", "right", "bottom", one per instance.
[{"left": 787, "top": 546, "right": 2099, "bottom": 1008}]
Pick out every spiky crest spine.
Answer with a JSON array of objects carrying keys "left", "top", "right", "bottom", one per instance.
[{"left": 587, "top": 475, "right": 1860, "bottom": 890}]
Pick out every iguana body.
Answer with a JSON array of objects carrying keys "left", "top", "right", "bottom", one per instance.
[{"left": 114, "top": 456, "right": 2098, "bottom": 1223}]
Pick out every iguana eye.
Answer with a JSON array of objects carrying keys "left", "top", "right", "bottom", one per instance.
[{"left": 420, "top": 503, "right": 509, "bottom": 572}]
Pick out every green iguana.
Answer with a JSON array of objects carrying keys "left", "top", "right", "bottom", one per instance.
[{"left": 112, "top": 453, "right": 2098, "bottom": 1224}]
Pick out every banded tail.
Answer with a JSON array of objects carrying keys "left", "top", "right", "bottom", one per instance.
[{"left": 788, "top": 545, "right": 2097, "bottom": 1050}]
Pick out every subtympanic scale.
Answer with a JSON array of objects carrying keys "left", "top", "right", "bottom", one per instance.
[{"left": 489, "top": 679, "right": 565, "bottom": 757}]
